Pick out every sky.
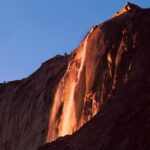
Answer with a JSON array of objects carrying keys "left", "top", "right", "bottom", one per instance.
[{"left": 0, "top": 0, "right": 149, "bottom": 83}]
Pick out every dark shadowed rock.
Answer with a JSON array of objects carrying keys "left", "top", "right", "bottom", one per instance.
[{"left": 0, "top": 55, "right": 69, "bottom": 150}]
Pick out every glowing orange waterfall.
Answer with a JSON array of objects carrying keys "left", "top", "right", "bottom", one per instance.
[{"left": 46, "top": 28, "right": 94, "bottom": 142}]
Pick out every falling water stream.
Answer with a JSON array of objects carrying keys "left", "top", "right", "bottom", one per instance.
[{"left": 47, "top": 28, "right": 94, "bottom": 142}]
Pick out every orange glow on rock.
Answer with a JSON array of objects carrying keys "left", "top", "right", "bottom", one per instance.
[{"left": 46, "top": 28, "right": 94, "bottom": 142}]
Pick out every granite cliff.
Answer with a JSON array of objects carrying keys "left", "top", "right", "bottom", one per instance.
[{"left": 0, "top": 3, "right": 150, "bottom": 150}]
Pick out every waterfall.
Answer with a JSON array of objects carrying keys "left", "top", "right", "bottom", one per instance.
[{"left": 46, "top": 28, "right": 94, "bottom": 142}]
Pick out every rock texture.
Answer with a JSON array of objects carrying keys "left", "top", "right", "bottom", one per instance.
[{"left": 0, "top": 3, "right": 150, "bottom": 150}]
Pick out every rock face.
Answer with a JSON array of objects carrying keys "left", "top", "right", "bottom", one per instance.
[
  {"left": 0, "top": 3, "right": 150, "bottom": 150},
  {"left": 0, "top": 56, "right": 69, "bottom": 150}
]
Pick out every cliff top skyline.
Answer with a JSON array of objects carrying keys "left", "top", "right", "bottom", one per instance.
[{"left": 0, "top": 0, "right": 149, "bottom": 83}]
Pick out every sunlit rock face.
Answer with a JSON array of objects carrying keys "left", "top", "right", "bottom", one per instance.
[
  {"left": 46, "top": 28, "right": 97, "bottom": 142},
  {"left": 40, "top": 3, "right": 150, "bottom": 150},
  {"left": 46, "top": 3, "right": 143, "bottom": 142}
]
